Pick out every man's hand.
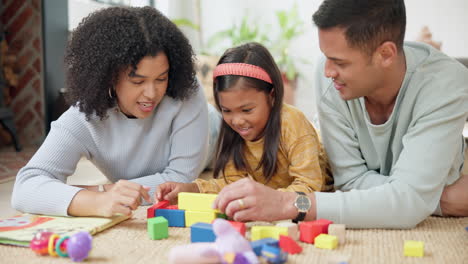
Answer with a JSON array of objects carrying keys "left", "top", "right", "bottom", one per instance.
[
  {"left": 441, "top": 174, "right": 468, "bottom": 216},
  {"left": 155, "top": 182, "right": 199, "bottom": 204},
  {"left": 212, "top": 178, "right": 298, "bottom": 222}
]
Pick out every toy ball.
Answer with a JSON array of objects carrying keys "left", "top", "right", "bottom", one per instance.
[{"left": 67, "top": 231, "right": 93, "bottom": 262}]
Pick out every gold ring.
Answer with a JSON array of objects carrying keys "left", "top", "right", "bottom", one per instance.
[{"left": 237, "top": 198, "right": 245, "bottom": 209}]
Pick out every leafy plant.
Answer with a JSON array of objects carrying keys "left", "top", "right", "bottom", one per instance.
[
  {"left": 204, "top": 5, "right": 306, "bottom": 81},
  {"left": 172, "top": 18, "right": 200, "bottom": 31},
  {"left": 271, "top": 5, "right": 305, "bottom": 81},
  {"left": 205, "top": 14, "right": 269, "bottom": 55}
]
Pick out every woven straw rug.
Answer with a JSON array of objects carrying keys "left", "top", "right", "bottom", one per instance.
[{"left": 1, "top": 207, "right": 467, "bottom": 264}]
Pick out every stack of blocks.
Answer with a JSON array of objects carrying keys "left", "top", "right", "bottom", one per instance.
[
  {"left": 146, "top": 193, "right": 232, "bottom": 241},
  {"left": 297, "top": 219, "right": 346, "bottom": 250},
  {"left": 178, "top": 192, "right": 222, "bottom": 227},
  {"left": 145, "top": 194, "right": 354, "bottom": 262}
]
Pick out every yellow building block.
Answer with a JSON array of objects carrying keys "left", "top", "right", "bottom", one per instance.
[
  {"left": 314, "top": 234, "right": 338, "bottom": 249},
  {"left": 185, "top": 210, "right": 217, "bottom": 227},
  {"left": 178, "top": 192, "right": 219, "bottom": 212},
  {"left": 404, "top": 240, "right": 424, "bottom": 257},
  {"left": 251, "top": 226, "right": 288, "bottom": 241},
  {"left": 276, "top": 221, "right": 299, "bottom": 241}
]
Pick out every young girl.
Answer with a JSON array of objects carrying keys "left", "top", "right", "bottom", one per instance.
[{"left": 156, "top": 42, "right": 333, "bottom": 204}]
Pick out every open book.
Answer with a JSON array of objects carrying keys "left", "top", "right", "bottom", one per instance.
[{"left": 0, "top": 214, "right": 129, "bottom": 247}]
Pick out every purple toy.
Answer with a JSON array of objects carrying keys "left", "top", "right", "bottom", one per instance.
[
  {"left": 67, "top": 231, "right": 93, "bottom": 262},
  {"left": 212, "top": 219, "right": 258, "bottom": 264},
  {"left": 168, "top": 219, "right": 258, "bottom": 264}
]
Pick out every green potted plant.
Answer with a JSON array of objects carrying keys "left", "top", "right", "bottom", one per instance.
[
  {"left": 203, "top": 5, "right": 305, "bottom": 105},
  {"left": 270, "top": 5, "right": 305, "bottom": 104}
]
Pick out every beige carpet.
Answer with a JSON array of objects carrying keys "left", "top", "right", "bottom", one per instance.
[{"left": 1, "top": 207, "right": 467, "bottom": 264}]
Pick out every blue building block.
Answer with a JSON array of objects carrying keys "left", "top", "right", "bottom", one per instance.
[
  {"left": 261, "top": 243, "right": 288, "bottom": 264},
  {"left": 250, "top": 238, "right": 278, "bottom": 256},
  {"left": 465, "top": 226, "right": 468, "bottom": 232},
  {"left": 191, "top": 222, "right": 216, "bottom": 243},
  {"left": 156, "top": 209, "right": 185, "bottom": 227}
]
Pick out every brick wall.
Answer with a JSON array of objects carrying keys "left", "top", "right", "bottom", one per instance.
[{"left": 1, "top": 0, "right": 45, "bottom": 146}]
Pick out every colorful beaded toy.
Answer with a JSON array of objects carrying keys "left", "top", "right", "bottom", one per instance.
[{"left": 30, "top": 230, "right": 92, "bottom": 262}]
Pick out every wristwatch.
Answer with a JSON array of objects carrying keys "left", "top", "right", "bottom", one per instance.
[{"left": 292, "top": 192, "right": 311, "bottom": 223}]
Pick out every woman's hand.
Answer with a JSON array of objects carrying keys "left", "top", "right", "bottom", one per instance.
[
  {"left": 69, "top": 180, "right": 150, "bottom": 217},
  {"left": 155, "top": 182, "right": 199, "bottom": 204},
  {"left": 97, "top": 180, "right": 151, "bottom": 217},
  {"left": 212, "top": 178, "right": 297, "bottom": 222},
  {"left": 441, "top": 173, "right": 468, "bottom": 216}
]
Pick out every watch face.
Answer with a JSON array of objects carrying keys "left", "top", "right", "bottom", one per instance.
[{"left": 295, "top": 195, "right": 311, "bottom": 211}]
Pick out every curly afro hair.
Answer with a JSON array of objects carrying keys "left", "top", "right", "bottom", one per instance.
[{"left": 64, "top": 6, "right": 197, "bottom": 120}]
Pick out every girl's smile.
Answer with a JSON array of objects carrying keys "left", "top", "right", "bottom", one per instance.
[{"left": 218, "top": 79, "right": 273, "bottom": 142}]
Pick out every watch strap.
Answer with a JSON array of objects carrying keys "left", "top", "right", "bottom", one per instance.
[{"left": 293, "top": 191, "right": 307, "bottom": 223}]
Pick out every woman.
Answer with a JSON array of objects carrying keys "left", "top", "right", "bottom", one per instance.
[{"left": 11, "top": 6, "right": 219, "bottom": 217}]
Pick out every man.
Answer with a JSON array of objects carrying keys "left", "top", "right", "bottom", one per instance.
[{"left": 213, "top": 0, "right": 468, "bottom": 228}]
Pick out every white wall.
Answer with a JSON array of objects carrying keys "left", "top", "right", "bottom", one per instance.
[
  {"left": 68, "top": 0, "right": 468, "bottom": 120},
  {"left": 405, "top": 0, "right": 468, "bottom": 58},
  {"left": 191, "top": 0, "right": 468, "bottom": 120}
]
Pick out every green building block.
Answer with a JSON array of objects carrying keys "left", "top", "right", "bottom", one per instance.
[
  {"left": 216, "top": 213, "right": 228, "bottom": 219},
  {"left": 148, "top": 216, "right": 168, "bottom": 240}
]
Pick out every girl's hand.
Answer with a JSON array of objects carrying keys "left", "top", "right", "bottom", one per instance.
[
  {"left": 97, "top": 180, "right": 151, "bottom": 217},
  {"left": 155, "top": 182, "right": 199, "bottom": 204}
]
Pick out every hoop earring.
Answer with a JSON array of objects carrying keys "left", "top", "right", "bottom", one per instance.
[{"left": 108, "top": 88, "right": 113, "bottom": 99}]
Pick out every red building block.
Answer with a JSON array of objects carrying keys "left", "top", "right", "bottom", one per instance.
[
  {"left": 166, "top": 205, "right": 179, "bottom": 210},
  {"left": 299, "top": 219, "right": 334, "bottom": 244},
  {"left": 315, "top": 219, "right": 333, "bottom": 233},
  {"left": 299, "top": 221, "right": 322, "bottom": 244},
  {"left": 227, "top": 221, "right": 246, "bottom": 236},
  {"left": 147, "top": 200, "right": 170, "bottom": 218},
  {"left": 279, "top": 235, "right": 302, "bottom": 254}
]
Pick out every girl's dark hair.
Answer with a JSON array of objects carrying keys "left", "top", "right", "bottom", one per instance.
[
  {"left": 64, "top": 6, "right": 197, "bottom": 119},
  {"left": 213, "top": 42, "right": 284, "bottom": 182}
]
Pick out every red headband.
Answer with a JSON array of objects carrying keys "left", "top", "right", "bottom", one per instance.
[{"left": 212, "top": 63, "right": 273, "bottom": 84}]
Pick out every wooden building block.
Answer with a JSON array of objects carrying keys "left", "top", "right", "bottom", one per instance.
[
  {"left": 404, "top": 240, "right": 424, "bottom": 257},
  {"left": 147, "top": 216, "right": 168, "bottom": 240},
  {"left": 279, "top": 235, "right": 302, "bottom": 254},
  {"left": 251, "top": 226, "right": 288, "bottom": 241},
  {"left": 156, "top": 209, "right": 185, "bottom": 227},
  {"left": 147, "top": 200, "right": 170, "bottom": 218},
  {"left": 315, "top": 219, "right": 333, "bottom": 233},
  {"left": 178, "top": 192, "right": 219, "bottom": 212},
  {"left": 227, "top": 221, "right": 246, "bottom": 236},
  {"left": 314, "top": 234, "right": 338, "bottom": 249},
  {"left": 299, "top": 221, "right": 322, "bottom": 244},
  {"left": 185, "top": 210, "right": 217, "bottom": 227},
  {"left": 276, "top": 222, "right": 299, "bottom": 241},
  {"left": 328, "top": 224, "right": 346, "bottom": 244},
  {"left": 190, "top": 222, "right": 216, "bottom": 243},
  {"left": 250, "top": 238, "right": 279, "bottom": 256}
]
